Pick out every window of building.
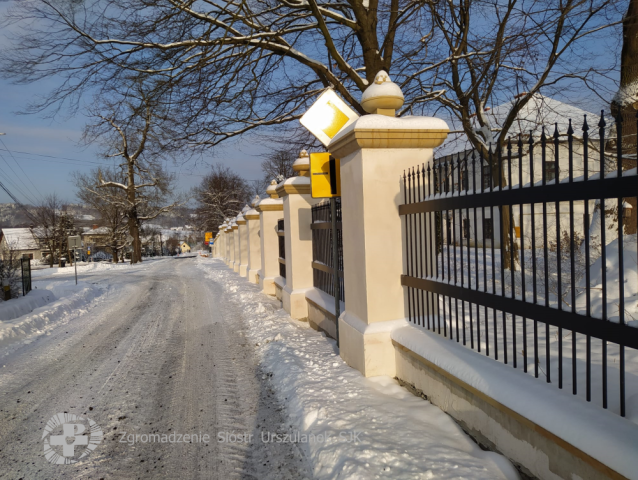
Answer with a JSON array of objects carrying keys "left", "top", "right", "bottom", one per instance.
[
  {"left": 463, "top": 219, "right": 470, "bottom": 239},
  {"left": 483, "top": 218, "right": 494, "bottom": 241},
  {"left": 460, "top": 168, "right": 469, "bottom": 191},
  {"left": 482, "top": 165, "right": 491, "bottom": 190},
  {"left": 545, "top": 161, "right": 557, "bottom": 182}
]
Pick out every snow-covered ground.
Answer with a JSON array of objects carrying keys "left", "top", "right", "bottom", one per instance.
[
  {"left": 197, "top": 257, "right": 520, "bottom": 480},
  {"left": 415, "top": 236, "right": 638, "bottom": 420},
  {"left": 0, "top": 258, "right": 309, "bottom": 479},
  {"left": 0, "top": 260, "right": 161, "bottom": 351},
  {"left": 0, "top": 281, "right": 101, "bottom": 349}
]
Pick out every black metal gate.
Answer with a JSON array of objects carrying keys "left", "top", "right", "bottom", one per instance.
[
  {"left": 311, "top": 199, "right": 344, "bottom": 303},
  {"left": 277, "top": 219, "right": 286, "bottom": 278}
]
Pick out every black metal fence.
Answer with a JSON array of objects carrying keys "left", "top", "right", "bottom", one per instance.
[
  {"left": 311, "top": 199, "right": 344, "bottom": 303},
  {"left": 400, "top": 112, "right": 638, "bottom": 418},
  {"left": 21, "top": 257, "right": 31, "bottom": 296},
  {"left": 277, "top": 219, "right": 286, "bottom": 279}
]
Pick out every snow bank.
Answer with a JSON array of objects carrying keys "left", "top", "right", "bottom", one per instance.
[
  {"left": 577, "top": 234, "right": 638, "bottom": 325},
  {"left": 0, "top": 280, "right": 102, "bottom": 349},
  {"left": 197, "top": 258, "right": 519, "bottom": 480},
  {"left": 30, "top": 259, "right": 165, "bottom": 278},
  {"left": 392, "top": 325, "right": 638, "bottom": 480},
  {"left": 0, "top": 289, "right": 55, "bottom": 321}
]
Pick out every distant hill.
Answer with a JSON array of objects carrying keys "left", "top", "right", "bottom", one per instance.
[{"left": 0, "top": 203, "right": 199, "bottom": 231}]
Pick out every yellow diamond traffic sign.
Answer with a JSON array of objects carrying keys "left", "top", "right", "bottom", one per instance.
[{"left": 300, "top": 89, "right": 359, "bottom": 147}]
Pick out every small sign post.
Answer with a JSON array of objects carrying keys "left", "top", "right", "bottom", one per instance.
[
  {"left": 302, "top": 90, "right": 353, "bottom": 348},
  {"left": 68, "top": 235, "right": 82, "bottom": 285}
]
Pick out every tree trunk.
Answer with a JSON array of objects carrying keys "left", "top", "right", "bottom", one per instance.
[
  {"left": 128, "top": 216, "right": 142, "bottom": 264},
  {"left": 126, "top": 159, "right": 143, "bottom": 264},
  {"left": 490, "top": 147, "right": 519, "bottom": 270}
]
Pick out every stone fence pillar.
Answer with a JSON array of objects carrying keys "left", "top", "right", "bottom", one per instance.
[
  {"left": 231, "top": 218, "right": 240, "bottom": 272},
  {"left": 237, "top": 211, "right": 249, "bottom": 277},
  {"left": 215, "top": 225, "right": 224, "bottom": 258},
  {"left": 277, "top": 150, "right": 321, "bottom": 320},
  {"left": 245, "top": 196, "right": 262, "bottom": 284},
  {"left": 226, "top": 221, "right": 234, "bottom": 266},
  {"left": 328, "top": 71, "right": 448, "bottom": 377},
  {"left": 255, "top": 180, "right": 284, "bottom": 295}
]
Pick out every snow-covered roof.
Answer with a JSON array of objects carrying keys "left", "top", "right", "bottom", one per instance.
[
  {"left": 82, "top": 227, "right": 111, "bottom": 236},
  {"left": 436, "top": 94, "right": 604, "bottom": 157},
  {"left": 1, "top": 228, "right": 39, "bottom": 250}
]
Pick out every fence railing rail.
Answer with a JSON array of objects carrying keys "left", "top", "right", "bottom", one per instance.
[{"left": 401, "top": 112, "right": 638, "bottom": 419}]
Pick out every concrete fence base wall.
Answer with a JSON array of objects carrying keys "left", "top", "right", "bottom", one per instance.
[
  {"left": 274, "top": 276, "right": 285, "bottom": 302},
  {"left": 307, "top": 300, "right": 336, "bottom": 339},
  {"left": 392, "top": 338, "right": 629, "bottom": 480}
]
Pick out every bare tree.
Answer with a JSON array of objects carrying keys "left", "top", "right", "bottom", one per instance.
[
  {"left": 75, "top": 168, "right": 129, "bottom": 263},
  {"left": 0, "top": 244, "right": 22, "bottom": 300},
  {"left": 166, "top": 235, "right": 180, "bottom": 256},
  {"left": 261, "top": 149, "right": 297, "bottom": 184},
  {"left": 80, "top": 87, "right": 181, "bottom": 263},
  {"left": 194, "top": 164, "right": 251, "bottom": 232},
  {"left": 28, "top": 194, "right": 79, "bottom": 268},
  {"left": 0, "top": 0, "right": 624, "bottom": 152}
]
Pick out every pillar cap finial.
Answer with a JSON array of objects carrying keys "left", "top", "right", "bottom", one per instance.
[
  {"left": 293, "top": 149, "right": 310, "bottom": 176},
  {"left": 361, "top": 70, "right": 404, "bottom": 117},
  {"left": 266, "top": 179, "right": 279, "bottom": 198}
]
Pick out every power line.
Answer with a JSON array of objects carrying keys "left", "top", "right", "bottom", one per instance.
[
  {"left": 0, "top": 178, "right": 22, "bottom": 205},
  {"left": 0, "top": 178, "right": 36, "bottom": 223},
  {"left": 0, "top": 152, "right": 39, "bottom": 205},
  {"left": 0, "top": 138, "right": 44, "bottom": 203},
  {"left": 0, "top": 152, "right": 101, "bottom": 168},
  {"left": 0, "top": 148, "right": 103, "bottom": 165}
]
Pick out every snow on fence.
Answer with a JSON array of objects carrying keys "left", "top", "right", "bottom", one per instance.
[
  {"left": 400, "top": 113, "right": 638, "bottom": 419},
  {"left": 310, "top": 199, "right": 344, "bottom": 303}
]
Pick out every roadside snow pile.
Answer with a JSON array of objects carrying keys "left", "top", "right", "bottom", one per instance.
[
  {"left": 0, "top": 289, "right": 55, "bottom": 321},
  {"left": 31, "top": 259, "right": 161, "bottom": 278},
  {"left": 0, "top": 280, "right": 102, "bottom": 349},
  {"left": 52, "top": 262, "right": 137, "bottom": 275},
  {"left": 197, "top": 258, "right": 519, "bottom": 480}
]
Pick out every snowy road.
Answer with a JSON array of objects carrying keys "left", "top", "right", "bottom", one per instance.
[{"left": 0, "top": 258, "right": 309, "bottom": 479}]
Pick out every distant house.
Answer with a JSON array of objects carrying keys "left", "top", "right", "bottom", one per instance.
[
  {"left": 431, "top": 94, "right": 621, "bottom": 248},
  {"left": 0, "top": 228, "right": 42, "bottom": 260},
  {"left": 81, "top": 225, "right": 111, "bottom": 250},
  {"left": 180, "top": 242, "right": 191, "bottom": 253}
]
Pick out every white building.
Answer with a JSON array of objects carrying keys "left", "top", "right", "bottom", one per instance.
[
  {"left": 432, "top": 94, "right": 618, "bottom": 248},
  {"left": 0, "top": 228, "right": 42, "bottom": 260}
]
